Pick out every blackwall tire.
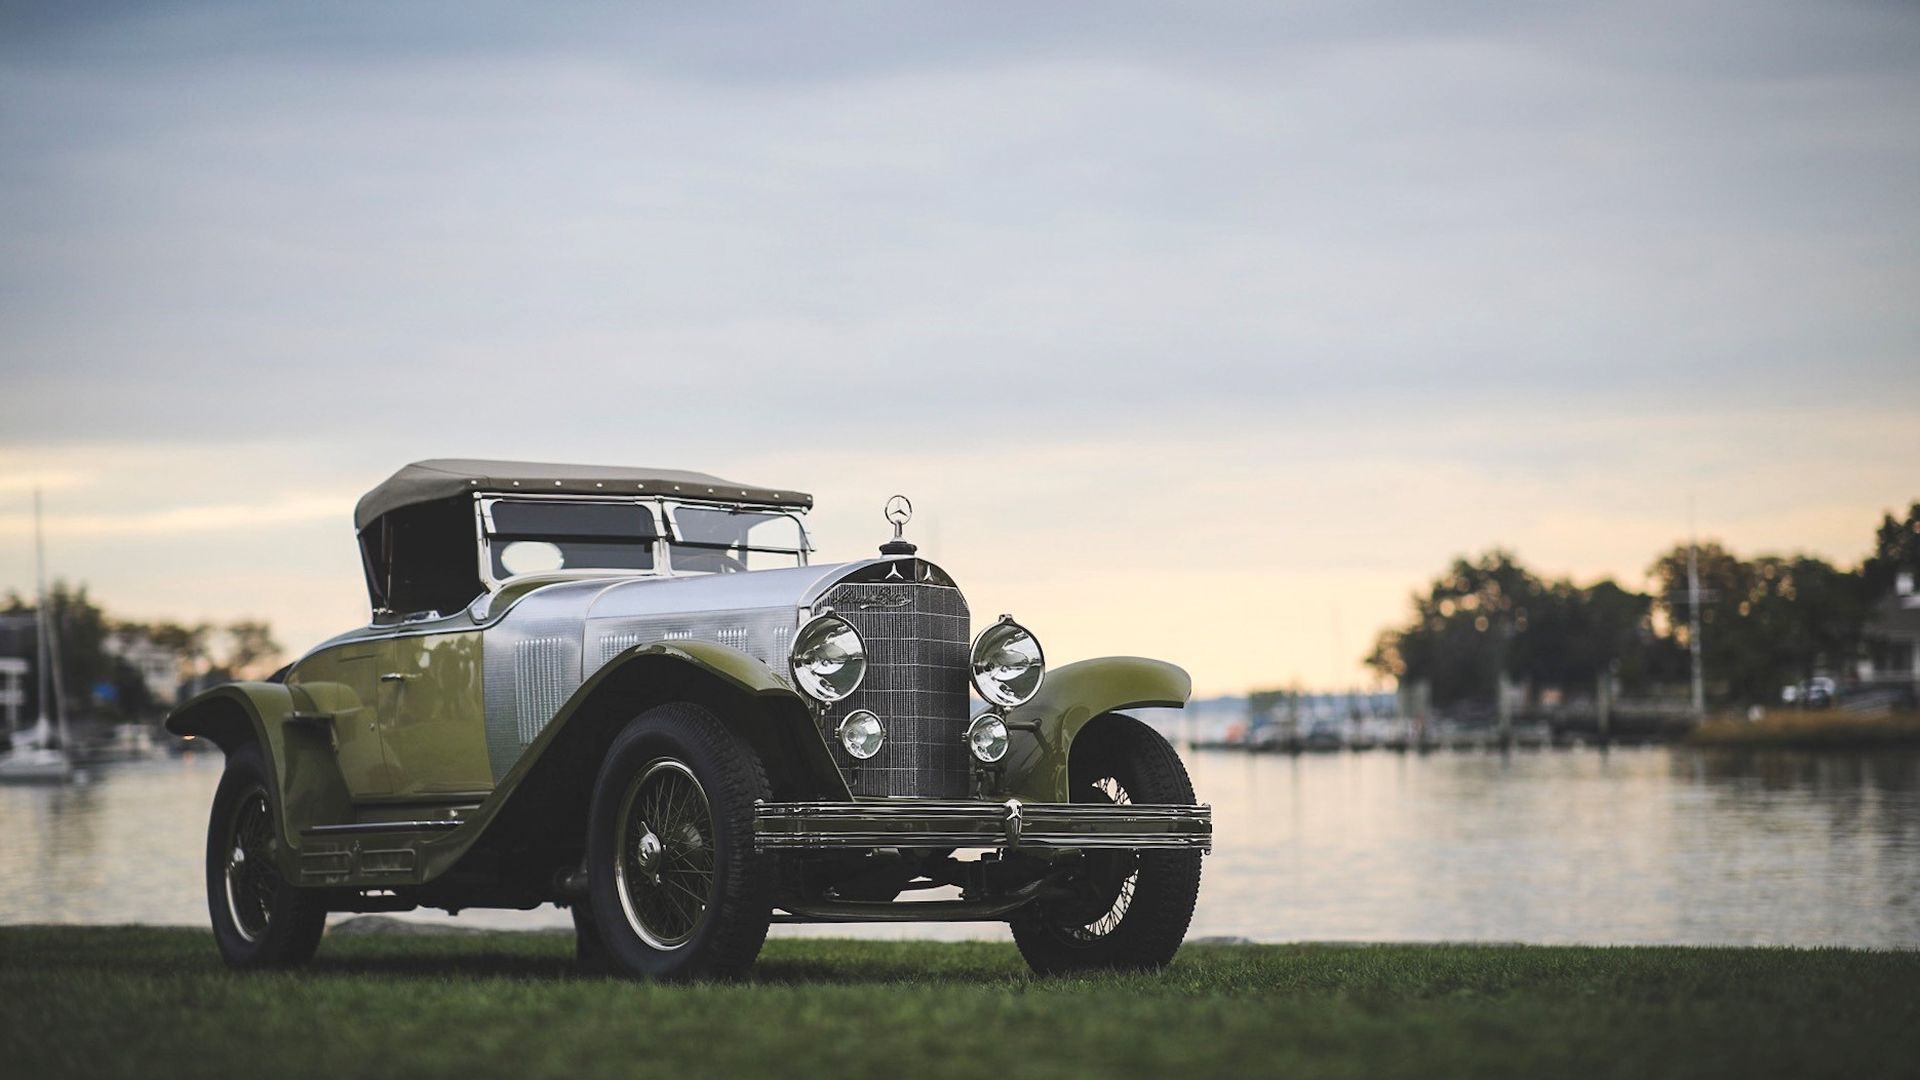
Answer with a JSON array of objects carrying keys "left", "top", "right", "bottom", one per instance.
[
  {"left": 585, "top": 702, "right": 773, "bottom": 981},
  {"left": 204, "top": 745, "right": 327, "bottom": 970},
  {"left": 1010, "top": 713, "right": 1203, "bottom": 976},
  {"left": 571, "top": 898, "right": 612, "bottom": 975}
]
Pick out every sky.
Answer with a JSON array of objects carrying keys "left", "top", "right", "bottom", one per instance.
[{"left": 1, "top": 1, "right": 1916, "bottom": 696}]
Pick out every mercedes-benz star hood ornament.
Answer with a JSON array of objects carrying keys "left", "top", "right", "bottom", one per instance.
[{"left": 879, "top": 494, "right": 917, "bottom": 556}]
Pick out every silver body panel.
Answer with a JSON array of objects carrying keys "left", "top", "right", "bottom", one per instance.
[{"left": 473, "top": 559, "right": 950, "bottom": 783}]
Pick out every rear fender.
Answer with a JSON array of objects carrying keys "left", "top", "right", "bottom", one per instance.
[{"left": 999, "top": 657, "right": 1191, "bottom": 802}]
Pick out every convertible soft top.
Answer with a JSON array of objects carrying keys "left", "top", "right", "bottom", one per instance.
[{"left": 354, "top": 458, "right": 814, "bottom": 530}]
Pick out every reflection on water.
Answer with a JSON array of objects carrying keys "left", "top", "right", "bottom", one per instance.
[
  {"left": 1194, "top": 747, "right": 1920, "bottom": 947},
  {"left": 2, "top": 747, "right": 1916, "bottom": 946}
]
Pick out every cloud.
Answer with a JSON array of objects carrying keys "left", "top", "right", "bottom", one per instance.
[
  {"left": 0, "top": 468, "right": 95, "bottom": 494},
  {"left": 0, "top": 492, "right": 353, "bottom": 539},
  {"left": 3, "top": 1, "right": 1916, "bottom": 447},
  {"left": 0, "top": 2, "right": 1915, "bottom": 688}
]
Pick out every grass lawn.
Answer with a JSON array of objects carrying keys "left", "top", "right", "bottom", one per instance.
[{"left": 2, "top": 926, "right": 1914, "bottom": 1080}]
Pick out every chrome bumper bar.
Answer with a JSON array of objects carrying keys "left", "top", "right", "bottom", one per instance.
[{"left": 753, "top": 798, "right": 1212, "bottom": 853}]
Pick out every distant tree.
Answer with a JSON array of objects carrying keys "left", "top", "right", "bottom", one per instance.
[
  {"left": 1366, "top": 550, "right": 1544, "bottom": 707},
  {"left": 1861, "top": 502, "right": 1920, "bottom": 597},
  {"left": 222, "top": 620, "right": 282, "bottom": 680},
  {"left": 1368, "top": 551, "right": 1676, "bottom": 709},
  {"left": 1647, "top": 545, "right": 1866, "bottom": 703},
  {"left": 2, "top": 581, "right": 153, "bottom": 721},
  {"left": 147, "top": 621, "right": 212, "bottom": 690}
]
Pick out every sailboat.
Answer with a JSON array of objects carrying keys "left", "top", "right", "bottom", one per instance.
[{"left": 0, "top": 490, "right": 77, "bottom": 785}]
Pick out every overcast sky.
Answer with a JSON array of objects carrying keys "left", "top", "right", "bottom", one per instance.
[{"left": 2, "top": 1, "right": 1916, "bottom": 694}]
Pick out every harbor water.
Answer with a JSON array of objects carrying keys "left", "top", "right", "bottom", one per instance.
[{"left": 2, "top": 745, "right": 1916, "bottom": 947}]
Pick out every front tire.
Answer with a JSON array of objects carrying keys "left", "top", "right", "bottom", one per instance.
[
  {"left": 584, "top": 702, "right": 773, "bottom": 981},
  {"left": 205, "top": 745, "right": 327, "bottom": 969},
  {"left": 1011, "top": 714, "right": 1203, "bottom": 975}
]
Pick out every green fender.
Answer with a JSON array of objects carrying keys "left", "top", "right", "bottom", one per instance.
[
  {"left": 624, "top": 639, "right": 794, "bottom": 696},
  {"left": 999, "top": 656, "right": 1192, "bottom": 802},
  {"left": 514, "top": 640, "right": 847, "bottom": 802},
  {"left": 404, "top": 639, "right": 848, "bottom": 884},
  {"left": 164, "top": 682, "right": 354, "bottom": 874}
]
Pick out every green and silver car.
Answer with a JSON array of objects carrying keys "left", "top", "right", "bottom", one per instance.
[{"left": 170, "top": 459, "right": 1211, "bottom": 979}]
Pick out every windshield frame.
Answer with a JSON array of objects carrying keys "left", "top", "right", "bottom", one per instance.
[
  {"left": 473, "top": 494, "right": 812, "bottom": 591},
  {"left": 662, "top": 500, "right": 813, "bottom": 574}
]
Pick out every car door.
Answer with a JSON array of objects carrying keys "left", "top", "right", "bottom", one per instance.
[
  {"left": 377, "top": 631, "right": 492, "bottom": 799},
  {"left": 287, "top": 643, "right": 393, "bottom": 798}
]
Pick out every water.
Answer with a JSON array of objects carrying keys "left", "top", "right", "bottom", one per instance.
[{"left": 3, "top": 746, "right": 1917, "bottom": 946}]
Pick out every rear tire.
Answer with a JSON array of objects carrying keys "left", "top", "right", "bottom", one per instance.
[
  {"left": 585, "top": 702, "right": 773, "bottom": 981},
  {"left": 205, "top": 745, "right": 327, "bottom": 969},
  {"left": 571, "top": 898, "right": 612, "bottom": 975},
  {"left": 1011, "top": 714, "right": 1203, "bottom": 975}
]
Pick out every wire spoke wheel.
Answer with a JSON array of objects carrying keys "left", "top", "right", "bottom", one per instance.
[
  {"left": 1057, "top": 775, "right": 1140, "bottom": 943},
  {"left": 613, "top": 759, "right": 715, "bottom": 950},
  {"left": 223, "top": 788, "right": 276, "bottom": 943},
  {"left": 1011, "top": 714, "right": 1203, "bottom": 975},
  {"left": 204, "top": 747, "right": 326, "bottom": 970}
]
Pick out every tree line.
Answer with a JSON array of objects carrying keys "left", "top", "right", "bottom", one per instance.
[
  {"left": 2, "top": 582, "right": 281, "bottom": 723},
  {"left": 1365, "top": 502, "right": 1920, "bottom": 708}
]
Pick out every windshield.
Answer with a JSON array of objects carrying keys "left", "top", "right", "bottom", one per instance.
[
  {"left": 485, "top": 500, "right": 659, "bottom": 579},
  {"left": 669, "top": 506, "right": 807, "bottom": 573}
]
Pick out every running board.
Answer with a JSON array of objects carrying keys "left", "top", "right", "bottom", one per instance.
[{"left": 301, "top": 820, "right": 464, "bottom": 837}]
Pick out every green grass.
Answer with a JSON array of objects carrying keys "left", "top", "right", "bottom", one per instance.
[
  {"left": 2, "top": 927, "right": 1915, "bottom": 1080},
  {"left": 1688, "top": 709, "right": 1920, "bottom": 750}
]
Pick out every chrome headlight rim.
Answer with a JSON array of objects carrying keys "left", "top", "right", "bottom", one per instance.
[
  {"left": 789, "top": 612, "right": 868, "bottom": 703},
  {"left": 966, "top": 712, "right": 1010, "bottom": 763},
  {"left": 969, "top": 615, "right": 1046, "bottom": 708},
  {"left": 836, "top": 709, "right": 886, "bottom": 760}
]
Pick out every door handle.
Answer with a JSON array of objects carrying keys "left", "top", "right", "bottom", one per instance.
[{"left": 379, "top": 672, "right": 416, "bottom": 682}]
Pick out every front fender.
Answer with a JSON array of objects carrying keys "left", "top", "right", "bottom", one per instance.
[
  {"left": 999, "top": 656, "right": 1191, "bottom": 802},
  {"left": 560, "top": 640, "right": 848, "bottom": 801},
  {"left": 417, "top": 638, "right": 849, "bottom": 883},
  {"left": 164, "top": 683, "right": 353, "bottom": 867},
  {"left": 622, "top": 639, "right": 796, "bottom": 697}
]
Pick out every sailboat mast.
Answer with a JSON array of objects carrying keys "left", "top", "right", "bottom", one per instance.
[
  {"left": 32, "top": 489, "right": 50, "bottom": 733},
  {"left": 33, "top": 489, "right": 69, "bottom": 747}
]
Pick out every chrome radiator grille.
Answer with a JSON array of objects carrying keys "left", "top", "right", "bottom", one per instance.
[{"left": 817, "top": 580, "right": 971, "bottom": 797}]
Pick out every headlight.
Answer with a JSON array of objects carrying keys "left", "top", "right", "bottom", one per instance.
[
  {"left": 790, "top": 613, "right": 867, "bottom": 702},
  {"left": 967, "top": 713, "right": 1009, "bottom": 763},
  {"left": 837, "top": 709, "right": 885, "bottom": 759},
  {"left": 969, "top": 615, "right": 1045, "bottom": 707}
]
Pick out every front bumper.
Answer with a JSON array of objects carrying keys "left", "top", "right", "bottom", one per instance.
[{"left": 753, "top": 798, "right": 1212, "bottom": 853}]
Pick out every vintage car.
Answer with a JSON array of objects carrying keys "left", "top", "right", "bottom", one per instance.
[{"left": 169, "top": 459, "right": 1210, "bottom": 979}]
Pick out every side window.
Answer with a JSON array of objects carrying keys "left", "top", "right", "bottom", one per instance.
[{"left": 486, "top": 501, "right": 659, "bottom": 580}]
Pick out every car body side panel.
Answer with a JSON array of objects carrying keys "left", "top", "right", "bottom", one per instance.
[
  {"left": 282, "top": 643, "right": 390, "bottom": 797},
  {"left": 998, "top": 656, "right": 1192, "bottom": 803},
  {"left": 379, "top": 631, "right": 491, "bottom": 797}
]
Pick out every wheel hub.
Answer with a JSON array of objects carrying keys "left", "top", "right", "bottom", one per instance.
[
  {"left": 612, "top": 758, "right": 716, "bottom": 951},
  {"left": 634, "top": 828, "right": 665, "bottom": 884}
]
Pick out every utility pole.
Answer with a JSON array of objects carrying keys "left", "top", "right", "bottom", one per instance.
[
  {"left": 1495, "top": 615, "right": 1514, "bottom": 750},
  {"left": 1597, "top": 662, "right": 1615, "bottom": 748}
]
